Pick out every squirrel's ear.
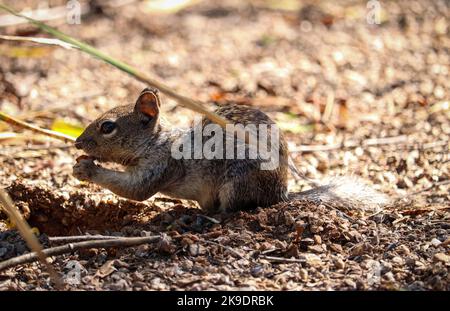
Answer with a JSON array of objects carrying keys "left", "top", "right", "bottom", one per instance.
[{"left": 135, "top": 89, "right": 160, "bottom": 118}]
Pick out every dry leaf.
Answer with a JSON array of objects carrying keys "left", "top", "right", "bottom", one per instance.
[{"left": 95, "top": 260, "right": 117, "bottom": 278}]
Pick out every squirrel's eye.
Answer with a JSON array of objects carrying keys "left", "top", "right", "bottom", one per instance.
[{"left": 100, "top": 121, "right": 116, "bottom": 135}]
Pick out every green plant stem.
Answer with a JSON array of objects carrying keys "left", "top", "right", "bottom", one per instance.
[{"left": 0, "top": 3, "right": 230, "bottom": 129}]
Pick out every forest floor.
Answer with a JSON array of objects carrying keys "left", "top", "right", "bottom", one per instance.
[{"left": 0, "top": 0, "right": 449, "bottom": 290}]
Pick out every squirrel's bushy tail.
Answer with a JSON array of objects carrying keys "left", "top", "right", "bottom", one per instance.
[{"left": 289, "top": 176, "right": 389, "bottom": 212}]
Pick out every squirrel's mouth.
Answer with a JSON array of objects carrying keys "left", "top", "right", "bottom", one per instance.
[
  {"left": 76, "top": 154, "right": 107, "bottom": 163},
  {"left": 76, "top": 155, "right": 95, "bottom": 162},
  {"left": 76, "top": 154, "right": 135, "bottom": 166}
]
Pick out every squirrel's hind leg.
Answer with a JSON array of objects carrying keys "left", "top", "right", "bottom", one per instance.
[{"left": 217, "top": 179, "right": 259, "bottom": 213}]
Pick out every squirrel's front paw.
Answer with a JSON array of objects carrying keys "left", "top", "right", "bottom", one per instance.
[{"left": 73, "top": 158, "right": 98, "bottom": 181}]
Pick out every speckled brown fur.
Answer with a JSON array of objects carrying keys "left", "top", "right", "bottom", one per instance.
[{"left": 73, "top": 88, "right": 387, "bottom": 213}]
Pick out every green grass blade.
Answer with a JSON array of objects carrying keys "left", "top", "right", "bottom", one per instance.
[{"left": 0, "top": 3, "right": 230, "bottom": 128}]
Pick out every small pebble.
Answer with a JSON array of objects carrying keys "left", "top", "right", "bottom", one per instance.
[
  {"left": 433, "top": 253, "right": 449, "bottom": 263},
  {"left": 334, "top": 258, "right": 345, "bottom": 270},
  {"left": 299, "top": 269, "right": 308, "bottom": 281},
  {"left": 397, "top": 244, "right": 410, "bottom": 255},
  {"left": 431, "top": 238, "right": 442, "bottom": 247}
]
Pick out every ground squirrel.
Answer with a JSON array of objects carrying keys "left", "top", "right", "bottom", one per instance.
[{"left": 73, "top": 88, "right": 388, "bottom": 213}]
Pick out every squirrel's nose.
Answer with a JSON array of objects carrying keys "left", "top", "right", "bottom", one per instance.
[{"left": 74, "top": 139, "right": 84, "bottom": 150}]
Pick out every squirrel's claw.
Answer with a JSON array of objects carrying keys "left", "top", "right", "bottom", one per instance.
[{"left": 73, "top": 158, "right": 97, "bottom": 181}]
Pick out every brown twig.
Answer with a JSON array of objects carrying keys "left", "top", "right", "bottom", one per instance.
[
  {"left": 48, "top": 235, "right": 122, "bottom": 243},
  {"left": 291, "top": 143, "right": 343, "bottom": 152},
  {"left": 0, "top": 235, "right": 160, "bottom": 271},
  {"left": 399, "top": 206, "right": 450, "bottom": 216},
  {"left": 409, "top": 179, "right": 450, "bottom": 196},
  {"left": 322, "top": 93, "right": 335, "bottom": 123},
  {"left": 0, "top": 189, "right": 62, "bottom": 287},
  {"left": 203, "top": 240, "right": 245, "bottom": 259},
  {"left": 288, "top": 156, "right": 320, "bottom": 185},
  {"left": 419, "top": 140, "right": 449, "bottom": 150},
  {"left": 387, "top": 179, "right": 450, "bottom": 207},
  {"left": 197, "top": 215, "right": 221, "bottom": 224},
  {"left": 292, "top": 136, "right": 449, "bottom": 153},
  {"left": 291, "top": 135, "right": 409, "bottom": 153}
]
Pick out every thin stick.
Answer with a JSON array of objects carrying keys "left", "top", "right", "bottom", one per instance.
[
  {"left": 288, "top": 155, "right": 319, "bottom": 185},
  {"left": 291, "top": 135, "right": 409, "bottom": 153},
  {"left": 399, "top": 206, "right": 450, "bottom": 216},
  {"left": 0, "top": 34, "right": 75, "bottom": 49},
  {"left": 322, "top": 93, "right": 335, "bottom": 123},
  {"left": 197, "top": 215, "right": 221, "bottom": 224},
  {"left": 386, "top": 179, "right": 450, "bottom": 206},
  {"left": 292, "top": 136, "right": 448, "bottom": 153},
  {"left": 0, "top": 189, "right": 63, "bottom": 287},
  {"left": 48, "top": 235, "right": 121, "bottom": 243},
  {"left": 291, "top": 143, "right": 342, "bottom": 152},
  {"left": 0, "top": 235, "right": 160, "bottom": 271},
  {"left": 419, "top": 140, "right": 449, "bottom": 150},
  {"left": 203, "top": 240, "right": 245, "bottom": 259},
  {"left": 362, "top": 135, "right": 409, "bottom": 146},
  {"left": 0, "top": 111, "right": 75, "bottom": 143},
  {"left": 410, "top": 179, "right": 450, "bottom": 196}
]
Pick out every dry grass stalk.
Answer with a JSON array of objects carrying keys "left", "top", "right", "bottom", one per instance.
[
  {"left": 0, "top": 111, "right": 75, "bottom": 143},
  {"left": 0, "top": 189, "right": 62, "bottom": 287}
]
